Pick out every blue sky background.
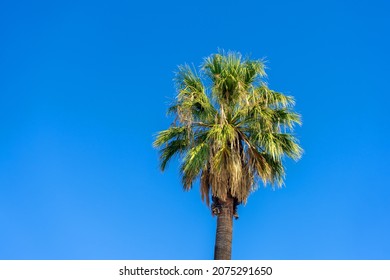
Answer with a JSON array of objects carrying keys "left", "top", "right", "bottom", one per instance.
[{"left": 1, "top": 0, "right": 389, "bottom": 259}]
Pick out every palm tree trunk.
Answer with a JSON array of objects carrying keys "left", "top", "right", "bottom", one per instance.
[{"left": 213, "top": 195, "right": 234, "bottom": 260}]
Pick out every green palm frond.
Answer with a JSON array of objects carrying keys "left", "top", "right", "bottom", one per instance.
[
  {"left": 254, "top": 132, "right": 302, "bottom": 161},
  {"left": 159, "top": 139, "right": 188, "bottom": 171},
  {"left": 153, "top": 126, "right": 190, "bottom": 171},
  {"left": 255, "top": 84, "right": 296, "bottom": 108},
  {"left": 181, "top": 142, "right": 210, "bottom": 190},
  {"left": 272, "top": 108, "right": 302, "bottom": 129},
  {"left": 173, "top": 64, "right": 216, "bottom": 124},
  {"left": 153, "top": 126, "right": 187, "bottom": 147},
  {"left": 203, "top": 51, "right": 265, "bottom": 110},
  {"left": 242, "top": 60, "right": 265, "bottom": 85},
  {"left": 261, "top": 153, "right": 285, "bottom": 186}
]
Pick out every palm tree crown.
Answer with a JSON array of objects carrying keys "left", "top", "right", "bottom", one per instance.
[{"left": 154, "top": 51, "right": 302, "bottom": 207}]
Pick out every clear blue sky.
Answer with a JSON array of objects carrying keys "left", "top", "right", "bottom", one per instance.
[{"left": 1, "top": 0, "right": 389, "bottom": 260}]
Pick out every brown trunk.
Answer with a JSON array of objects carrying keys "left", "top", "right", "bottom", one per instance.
[{"left": 213, "top": 195, "right": 234, "bottom": 260}]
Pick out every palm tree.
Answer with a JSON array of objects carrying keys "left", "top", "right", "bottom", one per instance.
[{"left": 153, "top": 51, "right": 302, "bottom": 260}]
